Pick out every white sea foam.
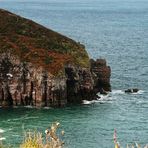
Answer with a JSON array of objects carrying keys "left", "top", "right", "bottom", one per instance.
[
  {"left": 110, "top": 90, "right": 125, "bottom": 95},
  {"left": 23, "top": 116, "right": 39, "bottom": 120},
  {"left": 24, "top": 105, "right": 34, "bottom": 108},
  {"left": 8, "top": 128, "right": 13, "bottom": 131},
  {"left": 82, "top": 89, "right": 127, "bottom": 105},
  {"left": 7, "top": 116, "right": 39, "bottom": 122},
  {"left": 43, "top": 107, "right": 52, "bottom": 109},
  {"left": 99, "top": 94, "right": 109, "bottom": 100},
  {"left": 123, "top": 89, "right": 144, "bottom": 95},
  {"left": 0, "top": 137, "right": 6, "bottom": 141},
  {"left": 82, "top": 99, "right": 101, "bottom": 105},
  {"left": 132, "top": 90, "right": 144, "bottom": 95},
  {"left": 82, "top": 93, "right": 112, "bottom": 105},
  {"left": 0, "top": 129, "right": 5, "bottom": 141},
  {"left": 0, "top": 129, "right": 4, "bottom": 133},
  {"left": 109, "top": 89, "right": 144, "bottom": 95},
  {"left": 82, "top": 100, "right": 95, "bottom": 105}
]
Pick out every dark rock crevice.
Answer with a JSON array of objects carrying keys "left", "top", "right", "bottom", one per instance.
[
  {"left": 0, "top": 54, "right": 111, "bottom": 107},
  {"left": 65, "top": 59, "right": 111, "bottom": 104},
  {"left": 0, "top": 9, "right": 111, "bottom": 108}
]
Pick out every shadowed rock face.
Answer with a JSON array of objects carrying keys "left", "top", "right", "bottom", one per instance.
[
  {"left": 90, "top": 59, "right": 111, "bottom": 93},
  {"left": 0, "top": 56, "right": 111, "bottom": 107},
  {"left": 65, "top": 59, "right": 111, "bottom": 104},
  {"left": 65, "top": 66, "right": 95, "bottom": 104},
  {"left": 0, "top": 53, "right": 67, "bottom": 107},
  {"left": 0, "top": 9, "right": 111, "bottom": 107}
]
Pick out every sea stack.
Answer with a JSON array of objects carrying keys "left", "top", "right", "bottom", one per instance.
[{"left": 0, "top": 9, "right": 111, "bottom": 107}]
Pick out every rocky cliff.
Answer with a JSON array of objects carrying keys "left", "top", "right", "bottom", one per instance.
[{"left": 0, "top": 9, "right": 111, "bottom": 107}]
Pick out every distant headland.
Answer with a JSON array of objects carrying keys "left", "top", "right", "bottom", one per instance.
[{"left": 0, "top": 9, "right": 111, "bottom": 107}]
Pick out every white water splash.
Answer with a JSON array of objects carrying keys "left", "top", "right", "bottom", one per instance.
[
  {"left": 0, "top": 129, "right": 4, "bottom": 133},
  {"left": 0, "top": 137, "right": 6, "bottom": 141},
  {"left": 7, "top": 116, "right": 39, "bottom": 122},
  {"left": 132, "top": 90, "right": 144, "bottom": 95},
  {"left": 0, "top": 129, "right": 5, "bottom": 141},
  {"left": 110, "top": 89, "right": 144, "bottom": 95},
  {"left": 24, "top": 105, "right": 35, "bottom": 108},
  {"left": 82, "top": 100, "right": 95, "bottom": 105},
  {"left": 82, "top": 89, "right": 127, "bottom": 105},
  {"left": 82, "top": 93, "right": 112, "bottom": 105},
  {"left": 43, "top": 107, "right": 52, "bottom": 109},
  {"left": 110, "top": 90, "right": 125, "bottom": 95}
]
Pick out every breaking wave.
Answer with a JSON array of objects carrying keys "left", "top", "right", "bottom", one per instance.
[
  {"left": 110, "top": 90, "right": 125, "bottom": 95},
  {"left": 0, "top": 129, "right": 4, "bottom": 133},
  {"left": 130, "top": 90, "right": 144, "bottom": 95},
  {"left": 82, "top": 93, "right": 112, "bottom": 105},
  {"left": 0, "top": 137, "right": 6, "bottom": 141},
  {"left": 6, "top": 116, "right": 39, "bottom": 122},
  {"left": 82, "top": 89, "right": 144, "bottom": 105}
]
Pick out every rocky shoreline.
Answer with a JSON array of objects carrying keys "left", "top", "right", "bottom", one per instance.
[
  {"left": 0, "top": 56, "right": 111, "bottom": 107},
  {"left": 0, "top": 9, "right": 111, "bottom": 107}
]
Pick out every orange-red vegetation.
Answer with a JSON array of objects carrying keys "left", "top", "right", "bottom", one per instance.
[{"left": 0, "top": 9, "right": 89, "bottom": 75}]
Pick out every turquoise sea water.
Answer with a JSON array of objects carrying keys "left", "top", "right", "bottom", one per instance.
[{"left": 0, "top": 0, "right": 148, "bottom": 147}]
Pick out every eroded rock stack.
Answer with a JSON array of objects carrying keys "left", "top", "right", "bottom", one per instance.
[
  {"left": 90, "top": 59, "right": 111, "bottom": 94},
  {"left": 65, "top": 59, "right": 111, "bottom": 104},
  {"left": 65, "top": 66, "right": 94, "bottom": 104}
]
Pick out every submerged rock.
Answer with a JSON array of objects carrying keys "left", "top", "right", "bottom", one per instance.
[
  {"left": 125, "top": 88, "right": 139, "bottom": 93},
  {"left": 0, "top": 9, "right": 111, "bottom": 107}
]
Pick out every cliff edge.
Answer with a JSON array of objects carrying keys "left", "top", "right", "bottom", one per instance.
[{"left": 0, "top": 9, "right": 111, "bottom": 107}]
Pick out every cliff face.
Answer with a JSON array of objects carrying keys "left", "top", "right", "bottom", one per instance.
[{"left": 0, "top": 9, "right": 111, "bottom": 107}]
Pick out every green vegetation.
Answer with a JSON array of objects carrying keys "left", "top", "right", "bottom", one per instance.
[
  {"left": 0, "top": 126, "right": 148, "bottom": 148},
  {"left": 0, "top": 122, "right": 64, "bottom": 148},
  {"left": 0, "top": 9, "right": 90, "bottom": 75}
]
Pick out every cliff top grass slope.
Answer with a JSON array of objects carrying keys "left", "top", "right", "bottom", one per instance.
[{"left": 0, "top": 9, "right": 89, "bottom": 75}]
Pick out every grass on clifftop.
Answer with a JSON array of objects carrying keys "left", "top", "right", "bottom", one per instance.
[{"left": 0, "top": 9, "right": 89, "bottom": 75}]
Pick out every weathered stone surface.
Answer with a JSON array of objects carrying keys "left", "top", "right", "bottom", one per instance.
[
  {"left": 65, "top": 65, "right": 95, "bottom": 104},
  {"left": 64, "top": 58, "right": 111, "bottom": 104},
  {"left": 0, "top": 54, "right": 111, "bottom": 107},
  {"left": 0, "top": 9, "right": 111, "bottom": 107},
  {"left": 0, "top": 53, "right": 67, "bottom": 107},
  {"left": 90, "top": 59, "right": 111, "bottom": 94}
]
